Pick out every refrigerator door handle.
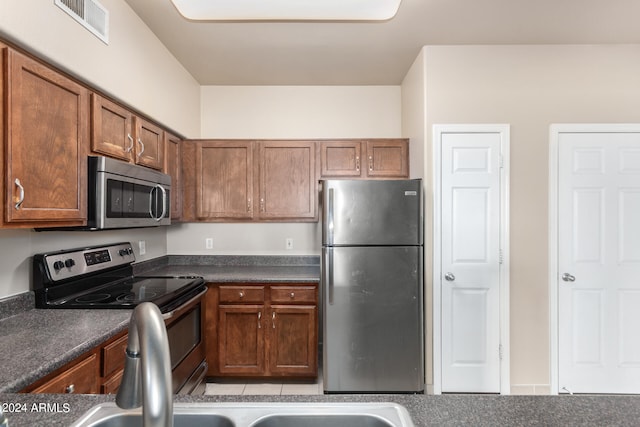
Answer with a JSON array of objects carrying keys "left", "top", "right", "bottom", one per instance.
[
  {"left": 325, "top": 247, "right": 334, "bottom": 305},
  {"left": 327, "top": 187, "right": 334, "bottom": 245}
]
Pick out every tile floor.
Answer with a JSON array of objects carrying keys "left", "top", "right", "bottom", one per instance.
[{"left": 205, "top": 371, "right": 324, "bottom": 396}]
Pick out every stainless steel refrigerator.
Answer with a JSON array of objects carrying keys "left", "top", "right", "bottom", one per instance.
[{"left": 321, "top": 179, "right": 424, "bottom": 393}]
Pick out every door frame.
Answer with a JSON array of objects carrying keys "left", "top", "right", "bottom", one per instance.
[
  {"left": 432, "top": 124, "right": 511, "bottom": 395},
  {"left": 548, "top": 123, "right": 640, "bottom": 395}
]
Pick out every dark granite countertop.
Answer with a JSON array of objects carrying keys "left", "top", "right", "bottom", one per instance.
[
  {"left": 0, "top": 305, "right": 131, "bottom": 393},
  {"left": 135, "top": 255, "right": 321, "bottom": 283},
  {"left": 2, "top": 392, "right": 640, "bottom": 427},
  {"left": 0, "top": 255, "right": 319, "bottom": 394}
]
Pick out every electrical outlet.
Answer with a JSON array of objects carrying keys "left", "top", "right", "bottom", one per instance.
[
  {"left": 205, "top": 238, "right": 213, "bottom": 249},
  {"left": 138, "top": 240, "right": 146, "bottom": 255},
  {"left": 285, "top": 238, "right": 294, "bottom": 250}
]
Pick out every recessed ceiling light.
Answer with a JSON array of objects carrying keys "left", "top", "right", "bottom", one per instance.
[{"left": 170, "top": 0, "right": 402, "bottom": 21}]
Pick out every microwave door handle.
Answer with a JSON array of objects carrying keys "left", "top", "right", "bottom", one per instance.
[
  {"left": 148, "top": 185, "right": 167, "bottom": 221},
  {"left": 148, "top": 186, "right": 156, "bottom": 220},
  {"left": 156, "top": 184, "right": 167, "bottom": 221}
]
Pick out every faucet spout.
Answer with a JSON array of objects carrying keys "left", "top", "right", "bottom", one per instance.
[
  {"left": 0, "top": 403, "right": 8, "bottom": 427},
  {"left": 116, "top": 302, "right": 173, "bottom": 427}
]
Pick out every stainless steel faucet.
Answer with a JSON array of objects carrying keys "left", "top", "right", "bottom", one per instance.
[
  {"left": 116, "top": 302, "right": 173, "bottom": 427},
  {"left": 0, "top": 404, "right": 8, "bottom": 427}
]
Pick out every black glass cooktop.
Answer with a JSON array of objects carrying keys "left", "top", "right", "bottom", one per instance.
[{"left": 58, "top": 276, "right": 205, "bottom": 310}]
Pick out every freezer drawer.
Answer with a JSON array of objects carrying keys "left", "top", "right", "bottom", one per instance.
[{"left": 322, "top": 246, "right": 424, "bottom": 392}]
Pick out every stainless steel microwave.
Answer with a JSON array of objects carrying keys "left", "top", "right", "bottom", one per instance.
[{"left": 88, "top": 156, "right": 171, "bottom": 229}]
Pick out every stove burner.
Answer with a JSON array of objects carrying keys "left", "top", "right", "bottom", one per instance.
[
  {"left": 75, "top": 293, "right": 112, "bottom": 303},
  {"left": 116, "top": 291, "right": 159, "bottom": 303}
]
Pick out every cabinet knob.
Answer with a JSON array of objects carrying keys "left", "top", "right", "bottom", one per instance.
[
  {"left": 290, "top": 292, "right": 295, "bottom": 299},
  {"left": 65, "top": 384, "right": 75, "bottom": 394},
  {"left": 239, "top": 291, "right": 245, "bottom": 298}
]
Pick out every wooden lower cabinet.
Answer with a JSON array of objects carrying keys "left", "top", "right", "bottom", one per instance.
[
  {"left": 269, "top": 305, "right": 317, "bottom": 376},
  {"left": 31, "top": 353, "right": 99, "bottom": 394},
  {"left": 25, "top": 330, "right": 127, "bottom": 395},
  {"left": 218, "top": 304, "right": 265, "bottom": 375},
  {"left": 207, "top": 282, "right": 318, "bottom": 378}
]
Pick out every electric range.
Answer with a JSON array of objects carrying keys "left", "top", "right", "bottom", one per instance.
[{"left": 32, "top": 242, "right": 205, "bottom": 313}]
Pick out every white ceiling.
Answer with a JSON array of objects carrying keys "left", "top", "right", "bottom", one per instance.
[{"left": 125, "top": 0, "right": 640, "bottom": 86}]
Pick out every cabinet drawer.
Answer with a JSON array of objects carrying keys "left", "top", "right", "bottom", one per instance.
[
  {"left": 32, "top": 353, "right": 99, "bottom": 394},
  {"left": 102, "top": 333, "right": 128, "bottom": 377},
  {"left": 102, "top": 369, "right": 123, "bottom": 394},
  {"left": 270, "top": 286, "right": 317, "bottom": 304},
  {"left": 219, "top": 286, "right": 265, "bottom": 303}
]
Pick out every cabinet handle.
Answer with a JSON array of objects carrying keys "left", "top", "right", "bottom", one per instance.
[
  {"left": 368, "top": 155, "right": 373, "bottom": 171},
  {"left": 137, "top": 138, "right": 145, "bottom": 159},
  {"left": 247, "top": 199, "right": 252, "bottom": 212},
  {"left": 257, "top": 311, "right": 262, "bottom": 329},
  {"left": 14, "top": 178, "right": 25, "bottom": 210},
  {"left": 126, "top": 134, "right": 134, "bottom": 153},
  {"left": 65, "top": 384, "right": 75, "bottom": 394},
  {"left": 355, "top": 156, "right": 360, "bottom": 172},
  {"left": 260, "top": 198, "right": 265, "bottom": 212},
  {"left": 272, "top": 312, "right": 276, "bottom": 329}
]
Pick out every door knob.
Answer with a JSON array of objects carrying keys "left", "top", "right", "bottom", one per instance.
[
  {"left": 562, "top": 273, "right": 576, "bottom": 282},
  {"left": 444, "top": 272, "right": 455, "bottom": 281}
]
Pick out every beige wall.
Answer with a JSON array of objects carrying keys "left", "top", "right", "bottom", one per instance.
[
  {"left": 0, "top": 0, "right": 200, "bottom": 298},
  {"left": 168, "top": 85, "right": 402, "bottom": 255},
  {"left": 421, "top": 44, "right": 640, "bottom": 393},
  {"left": 0, "top": 0, "right": 200, "bottom": 136},
  {"left": 400, "top": 49, "right": 431, "bottom": 387}
]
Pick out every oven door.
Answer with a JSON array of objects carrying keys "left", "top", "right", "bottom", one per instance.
[{"left": 162, "top": 287, "right": 208, "bottom": 394}]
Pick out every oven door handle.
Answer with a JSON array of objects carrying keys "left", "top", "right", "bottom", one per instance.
[{"left": 162, "top": 288, "right": 207, "bottom": 320}]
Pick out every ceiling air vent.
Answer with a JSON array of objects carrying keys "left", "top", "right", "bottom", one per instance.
[{"left": 55, "top": 0, "right": 109, "bottom": 44}]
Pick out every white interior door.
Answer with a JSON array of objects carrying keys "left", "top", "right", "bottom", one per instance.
[
  {"left": 439, "top": 130, "right": 503, "bottom": 393},
  {"left": 557, "top": 129, "right": 640, "bottom": 394}
]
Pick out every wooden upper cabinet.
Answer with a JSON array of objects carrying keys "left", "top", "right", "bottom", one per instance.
[
  {"left": 319, "top": 139, "right": 409, "bottom": 179},
  {"left": 4, "top": 48, "right": 88, "bottom": 225},
  {"left": 91, "top": 94, "right": 134, "bottom": 162},
  {"left": 365, "top": 139, "right": 408, "bottom": 178},
  {"left": 195, "top": 140, "right": 254, "bottom": 220},
  {"left": 164, "top": 131, "right": 182, "bottom": 220},
  {"left": 134, "top": 116, "right": 164, "bottom": 170},
  {"left": 91, "top": 94, "right": 164, "bottom": 170},
  {"left": 257, "top": 141, "right": 316, "bottom": 221},
  {"left": 319, "top": 140, "right": 363, "bottom": 178}
]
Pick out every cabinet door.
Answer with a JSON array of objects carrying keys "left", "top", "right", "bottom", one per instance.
[
  {"left": 268, "top": 305, "right": 318, "bottom": 376},
  {"left": 196, "top": 141, "right": 254, "bottom": 220},
  {"left": 91, "top": 94, "right": 134, "bottom": 162},
  {"left": 319, "top": 140, "right": 363, "bottom": 178},
  {"left": 218, "top": 305, "right": 265, "bottom": 375},
  {"left": 257, "top": 141, "right": 317, "bottom": 220},
  {"left": 365, "top": 139, "right": 409, "bottom": 178},
  {"left": 164, "top": 131, "right": 182, "bottom": 220},
  {"left": 5, "top": 49, "right": 88, "bottom": 224},
  {"left": 134, "top": 117, "right": 164, "bottom": 170}
]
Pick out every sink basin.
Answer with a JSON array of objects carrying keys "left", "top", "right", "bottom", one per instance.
[
  {"left": 70, "top": 402, "right": 414, "bottom": 427},
  {"left": 250, "top": 414, "right": 396, "bottom": 427}
]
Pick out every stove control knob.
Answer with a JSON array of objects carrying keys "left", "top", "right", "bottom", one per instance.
[
  {"left": 64, "top": 259, "right": 75, "bottom": 268},
  {"left": 53, "top": 261, "right": 65, "bottom": 271},
  {"left": 119, "top": 248, "right": 133, "bottom": 256}
]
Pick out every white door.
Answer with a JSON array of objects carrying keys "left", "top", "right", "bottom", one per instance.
[
  {"left": 557, "top": 129, "right": 640, "bottom": 394},
  {"left": 439, "top": 130, "right": 504, "bottom": 393}
]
